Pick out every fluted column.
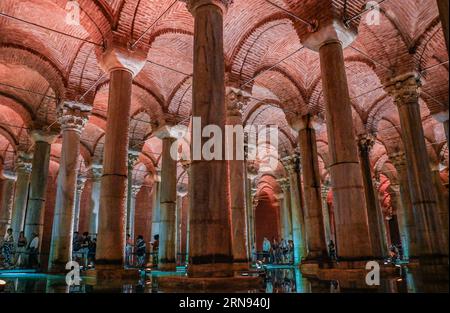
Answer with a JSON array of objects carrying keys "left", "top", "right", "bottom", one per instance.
[
  {"left": 95, "top": 37, "right": 146, "bottom": 274},
  {"left": 0, "top": 171, "right": 16, "bottom": 237},
  {"left": 246, "top": 160, "right": 258, "bottom": 258},
  {"left": 357, "top": 134, "right": 385, "bottom": 258},
  {"left": 10, "top": 153, "right": 32, "bottom": 241},
  {"left": 24, "top": 130, "right": 58, "bottom": 251},
  {"left": 151, "top": 171, "right": 161, "bottom": 240},
  {"left": 278, "top": 178, "right": 293, "bottom": 241},
  {"left": 73, "top": 176, "right": 87, "bottom": 232},
  {"left": 187, "top": 0, "right": 234, "bottom": 277},
  {"left": 48, "top": 102, "right": 90, "bottom": 272},
  {"left": 226, "top": 87, "right": 249, "bottom": 270},
  {"left": 292, "top": 115, "right": 328, "bottom": 261},
  {"left": 320, "top": 185, "right": 332, "bottom": 247},
  {"left": 282, "top": 155, "right": 307, "bottom": 264},
  {"left": 129, "top": 184, "right": 141, "bottom": 241},
  {"left": 87, "top": 165, "right": 102, "bottom": 235},
  {"left": 389, "top": 151, "right": 418, "bottom": 260},
  {"left": 126, "top": 151, "right": 140, "bottom": 238},
  {"left": 156, "top": 129, "right": 177, "bottom": 271},
  {"left": 317, "top": 38, "right": 372, "bottom": 260},
  {"left": 386, "top": 74, "right": 447, "bottom": 263},
  {"left": 431, "top": 167, "right": 449, "bottom": 251}
]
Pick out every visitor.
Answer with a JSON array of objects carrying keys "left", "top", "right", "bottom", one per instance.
[
  {"left": 151, "top": 234, "right": 159, "bottom": 267},
  {"left": 72, "top": 231, "right": 81, "bottom": 262},
  {"left": 27, "top": 232, "right": 39, "bottom": 269},
  {"left": 251, "top": 243, "right": 257, "bottom": 263},
  {"left": 280, "top": 238, "right": 289, "bottom": 264},
  {"left": 125, "top": 234, "right": 134, "bottom": 267},
  {"left": 328, "top": 240, "right": 336, "bottom": 261},
  {"left": 271, "top": 237, "right": 279, "bottom": 264},
  {"left": 262, "top": 237, "right": 271, "bottom": 264},
  {"left": 79, "top": 232, "right": 91, "bottom": 268},
  {"left": 87, "top": 237, "right": 96, "bottom": 267},
  {"left": 15, "top": 231, "right": 28, "bottom": 268},
  {"left": 288, "top": 240, "right": 294, "bottom": 264},
  {"left": 2, "top": 228, "right": 14, "bottom": 267},
  {"left": 135, "top": 235, "right": 146, "bottom": 268}
]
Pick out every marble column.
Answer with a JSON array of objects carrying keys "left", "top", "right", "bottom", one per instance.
[
  {"left": 129, "top": 184, "right": 141, "bottom": 241},
  {"left": 10, "top": 153, "right": 32, "bottom": 241},
  {"left": 151, "top": 171, "right": 161, "bottom": 240},
  {"left": 278, "top": 178, "right": 293, "bottom": 241},
  {"left": 317, "top": 38, "right": 372, "bottom": 260},
  {"left": 87, "top": 165, "right": 102, "bottom": 235},
  {"left": 293, "top": 115, "right": 328, "bottom": 261},
  {"left": 282, "top": 155, "right": 307, "bottom": 264},
  {"left": 48, "top": 102, "right": 90, "bottom": 272},
  {"left": 320, "top": 185, "right": 332, "bottom": 247},
  {"left": 73, "top": 176, "right": 87, "bottom": 232},
  {"left": 226, "top": 87, "right": 249, "bottom": 270},
  {"left": 156, "top": 131, "right": 177, "bottom": 271},
  {"left": 389, "top": 151, "right": 418, "bottom": 260},
  {"left": 0, "top": 172, "right": 16, "bottom": 237},
  {"left": 187, "top": 0, "right": 234, "bottom": 278},
  {"left": 126, "top": 151, "right": 140, "bottom": 239},
  {"left": 95, "top": 39, "right": 146, "bottom": 274},
  {"left": 246, "top": 160, "right": 259, "bottom": 258},
  {"left": 386, "top": 74, "right": 447, "bottom": 263},
  {"left": 431, "top": 168, "right": 449, "bottom": 252},
  {"left": 357, "top": 134, "right": 385, "bottom": 258},
  {"left": 24, "top": 130, "right": 58, "bottom": 250}
]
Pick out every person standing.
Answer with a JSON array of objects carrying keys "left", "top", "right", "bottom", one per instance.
[
  {"left": 125, "top": 234, "right": 134, "bottom": 267},
  {"left": 27, "top": 232, "right": 40, "bottom": 268},
  {"left": 2, "top": 228, "right": 14, "bottom": 267},
  {"left": 262, "top": 237, "right": 271, "bottom": 264},
  {"left": 135, "top": 235, "right": 146, "bottom": 268},
  {"left": 15, "top": 231, "right": 28, "bottom": 268}
]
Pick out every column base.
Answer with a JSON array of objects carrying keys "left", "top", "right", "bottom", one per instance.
[
  {"left": 301, "top": 258, "right": 400, "bottom": 280},
  {"left": 85, "top": 265, "right": 140, "bottom": 281},
  {"left": 158, "top": 263, "right": 177, "bottom": 272},
  {"left": 232, "top": 261, "right": 250, "bottom": 272},
  {"left": 188, "top": 263, "right": 234, "bottom": 278},
  {"left": 156, "top": 275, "right": 263, "bottom": 292}
]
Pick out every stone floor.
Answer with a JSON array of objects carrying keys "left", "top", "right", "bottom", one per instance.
[{"left": 1, "top": 265, "right": 447, "bottom": 293}]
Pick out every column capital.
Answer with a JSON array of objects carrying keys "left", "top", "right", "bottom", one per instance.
[
  {"left": 58, "top": 101, "right": 91, "bottom": 134},
  {"left": 389, "top": 151, "right": 407, "bottom": 169},
  {"left": 131, "top": 184, "right": 142, "bottom": 198},
  {"left": 15, "top": 152, "right": 33, "bottom": 174},
  {"left": 90, "top": 164, "right": 103, "bottom": 180},
  {"left": 357, "top": 133, "right": 376, "bottom": 153},
  {"left": 302, "top": 20, "right": 356, "bottom": 52},
  {"left": 128, "top": 150, "right": 140, "bottom": 169},
  {"left": 277, "top": 178, "right": 290, "bottom": 192},
  {"left": 76, "top": 176, "right": 87, "bottom": 193},
  {"left": 246, "top": 160, "right": 259, "bottom": 179},
  {"left": 153, "top": 124, "right": 180, "bottom": 140},
  {"left": 97, "top": 32, "right": 147, "bottom": 77},
  {"left": 183, "top": 0, "right": 233, "bottom": 15},
  {"left": 281, "top": 154, "right": 301, "bottom": 174},
  {"left": 30, "top": 129, "right": 58, "bottom": 145},
  {"left": 385, "top": 73, "right": 421, "bottom": 108},
  {"left": 289, "top": 113, "right": 324, "bottom": 132},
  {"left": 226, "top": 87, "right": 249, "bottom": 118}
]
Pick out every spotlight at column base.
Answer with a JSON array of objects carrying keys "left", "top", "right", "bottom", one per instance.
[{"left": 156, "top": 275, "right": 263, "bottom": 292}]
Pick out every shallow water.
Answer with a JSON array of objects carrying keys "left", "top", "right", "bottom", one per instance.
[{"left": 0, "top": 266, "right": 447, "bottom": 293}]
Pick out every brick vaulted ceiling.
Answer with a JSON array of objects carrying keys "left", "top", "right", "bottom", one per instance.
[{"left": 0, "top": 0, "right": 448, "bottom": 186}]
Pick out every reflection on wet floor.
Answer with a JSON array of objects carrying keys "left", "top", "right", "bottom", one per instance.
[{"left": 0, "top": 266, "right": 448, "bottom": 293}]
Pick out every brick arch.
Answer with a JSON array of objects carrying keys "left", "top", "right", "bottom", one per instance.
[
  {"left": 228, "top": 14, "right": 295, "bottom": 86},
  {"left": 0, "top": 45, "right": 66, "bottom": 100},
  {"left": 166, "top": 75, "right": 192, "bottom": 118}
]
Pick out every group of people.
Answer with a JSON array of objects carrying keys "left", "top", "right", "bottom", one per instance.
[
  {"left": 0, "top": 228, "right": 40, "bottom": 269},
  {"left": 72, "top": 231, "right": 96, "bottom": 268},
  {"left": 125, "top": 234, "right": 160, "bottom": 268},
  {"left": 260, "top": 237, "right": 295, "bottom": 264}
]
